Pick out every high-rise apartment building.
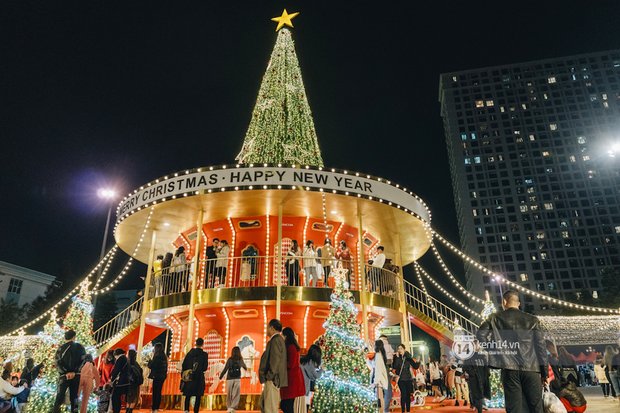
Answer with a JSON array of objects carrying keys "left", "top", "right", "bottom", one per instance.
[{"left": 439, "top": 50, "right": 620, "bottom": 313}]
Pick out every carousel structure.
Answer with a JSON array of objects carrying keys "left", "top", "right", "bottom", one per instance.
[{"left": 106, "top": 11, "right": 435, "bottom": 409}]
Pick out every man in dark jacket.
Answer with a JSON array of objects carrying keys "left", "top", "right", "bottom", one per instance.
[
  {"left": 53, "top": 329, "right": 86, "bottom": 413},
  {"left": 205, "top": 238, "right": 219, "bottom": 288},
  {"left": 181, "top": 337, "right": 209, "bottom": 413},
  {"left": 110, "top": 348, "right": 131, "bottom": 413},
  {"left": 476, "top": 290, "right": 548, "bottom": 413},
  {"left": 463, "top": 341, "right": 487, "bottom": 413},
  {"left": 258, "top": 319, "right": 287, "bottom": 413}
]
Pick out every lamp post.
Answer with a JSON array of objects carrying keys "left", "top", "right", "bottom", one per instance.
[
  {"left": 92, "top": 189, "right": 115, "bottom": 312},
  {"left": 492, "top": 276, "right": 504, "bottom": 297}
]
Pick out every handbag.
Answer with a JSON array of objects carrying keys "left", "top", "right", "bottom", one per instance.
[{"left": 542, "top": 385, "right": 567, "bottom": 413}]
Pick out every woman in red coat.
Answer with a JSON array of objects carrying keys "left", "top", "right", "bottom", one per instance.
[
  {"left": 280, "top": 327, "right": 306, "bottom": 413},
  {"left": 98, "top": 350, "right": 115, "bottom": 388}
]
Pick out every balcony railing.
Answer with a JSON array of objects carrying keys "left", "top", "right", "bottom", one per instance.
[
  {"left": 94, "top": 296, "right": 143, "bottom": 349},
  {"left": 148, "top": 256, "right": 400, "bottom": 299}
]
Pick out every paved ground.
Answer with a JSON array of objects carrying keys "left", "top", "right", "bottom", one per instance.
[{"left": 130, "top": 385, "right": 613, "bottom": 412}]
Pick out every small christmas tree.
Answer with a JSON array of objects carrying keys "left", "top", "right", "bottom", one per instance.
[
  {"left": 28, "top": 311, "right": 65, "bottom": 413},
  {"left": 235, "top": 11, "right": 323, "bottom": 167},
  {"left": 482, "top": 290, "right": 504, "bottom": 409},
  {"left": 28, "top": 281, "right": 98, "bottom": 413},
  {"left": 312, "top": 267, "right": 375, "bottom": 413}
]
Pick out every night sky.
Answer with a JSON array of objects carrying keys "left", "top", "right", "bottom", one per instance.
[{"left": 3, "top": 1, "right": 620, "bottom": 297}]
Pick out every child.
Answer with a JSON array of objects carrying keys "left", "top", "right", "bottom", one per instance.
[
  {"left": 15, "top": 379, "right": 30, "bottom": 413},
  {"left": 98, "top": 383, "right": 112, "bottom": 413}
]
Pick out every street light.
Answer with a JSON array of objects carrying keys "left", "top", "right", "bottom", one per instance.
[
  {"left": 96, "top": 189, "right": 116, "bottom": 286},
  {"left": 492, "top": 276, "right": 504, "bottom": 297}
]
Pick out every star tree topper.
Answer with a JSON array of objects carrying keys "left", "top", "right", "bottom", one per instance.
[{"left": 272, "top": 9, "right": 299, "bottom": 31}]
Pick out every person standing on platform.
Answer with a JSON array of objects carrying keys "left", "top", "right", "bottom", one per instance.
[
  {"left": 78, "top": 354, "right": 100, "bottom": 413},
  {"left": 110, "top": 349, "right": 130, "bottom": 413},
  {"left": 216, "top": 240, "right": 231, "bottom": 287},
  {"left": 476, "top": 290, "right": 548, "bottom": 413},
  {"left": 318, "top": 238, "right": 335, "bottom": 285},
  {"left": 259, "top": 319, "right": 288, "bottom": 413},
  {"left": 152, "top": 254, "right": 164, "bottom": 297},
  {"left": 173, "top": 246, "right": 188, "bottom": 292},
  {"left": 161, "top": 252, "right": 174, "bottom": 295},
  {"left": 286, "top": 240, "right": 301, "bottom": 286},
  {"left": 303, "top": 240, "right": 318, "bottom": 287},
  {"left": 53, "top": 329, "right": 86, "bottom": 413},
  {"left": 148, "top": 343, "right": 168, "bottom": 413},
  {"left": 205, "top": 238, "right": 219, "bottom": 288},
  {"left": 368, "top": 246, "right": 386, "bottom": 292},
  {"left": 335, "top": 241, "right": 353, "bottom": 286},
  {"left": 219, "top": 346, "right": 247, "bottom": 413},
  {"left": 181, "top": 338, "right": 209, "bottom": 413}
]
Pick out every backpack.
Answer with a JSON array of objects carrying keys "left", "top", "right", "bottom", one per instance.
[
  {"left": 130, "top": 363, "right": 143, "bottom": 387},
  {"left": 56, "top": 342, "right": 75, "bottom": 373},
  {"left": 229, "top": 360, "right": 241, "bottom": 378}
]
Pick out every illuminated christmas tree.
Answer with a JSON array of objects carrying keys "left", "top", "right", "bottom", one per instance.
[
  {"left": 28, "top": 311, "right": 65, "bottom": 413},
  {"left": 482, "top": 291, "right": 504, "bottom": 409},
  {"left": 28, "top": 282, "right": 98, "bottom": 413},
  {"left": 235, "top": 10, "right": 323, "bottom": 166},
  {"left": 312, "top": 267, "right": 375, "bottom": 413}
]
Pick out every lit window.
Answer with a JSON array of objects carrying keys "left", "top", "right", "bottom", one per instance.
[
  {"left": 531, "top": 205, "right": 539, "bottom": 211},
  {"left": 583, "top": 155, "right": 590, "bottom": 161},
  {"left": 529, "top": 196, "right": 537, "bottom": 202},
  {"left": 474, "top": 157, "right": 481, "bottom": 164},
  {"left": 550, "top": 124, "right": 557, "bottom": 130},
  {"left": 498, "top": 154, "right": 504, "bottom": 161},
  {"left": 536, "top": 232, "right": 545, "bottom": 239},
  {"left": 542, "top": 151, "right": 550, "bottom": 156},
  {"left": 569, "top": 156, "right": 576, "bottom": 162},
  {"left": 615, "top": 226, "right": 620, "bottom": 234},
  {"left": 500, "top": 107, "right": 506, "bottom": 113},
  {"left": 486, "top": 100, "right": 494, "bottom": 106},
  {"left": 520, "top": 273, "right": 529, "bottom": 281},
  {"left": 461, "top": 134, "right": 468, "bottom": 140},
  {"left": 465, "top": 158, "right": 471, "bottom": 164},
  {"left": 529, "top": 134, "right": 536, "bottom": 141},
  {"left": 452, "top": 76, "right": 457, "bottom": 82},
  {"left": 514, "top": 130, "right": 521, "bottom": 134},
  {"left": 471, "top": 133, "right": 477, "bottom": 140},
  {"left": 471, "top": 191, "right": 477, "bottom": 198},
  {"left": 473, "top": 209, "right": 478, "bottom": 216},
  {"left": 548, "top": 77, "right": 556, "bottom": 83},
  {"left": 577, "top": 136, "right": 586, "bottom": 144},
  {"left": 544, "top": 94, "right": 548, "bottom": 99},
  {"left": 603, "top": 94, "right": 608, "bottom": 100},
  {"left": 476, "top": 100, "right": 484, "bottom": 108},
  {"left": 544, "top": 203, "right": 554, "bottom": 210},
  {"left": 541, "top": 253, "right": 548, "bottom": 260},
  {"left": 604, "top": 102, "right": 609, "bottom": 108},
  {"left": 562, "top": 231, "right": 569, "bottom": 238},
  {"left": 527, "top": 187, "right": 535, "bottom": 193},
  {"left": 522, "top": 104, "right": 527, "bottom": 109},
  {"left": 520, "top": 205, "right": 529, "bottom": 212},
  {"left": 488, "top": 156, "right": 495, "bottom": 162}
]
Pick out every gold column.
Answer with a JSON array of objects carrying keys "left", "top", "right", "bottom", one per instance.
[
  {"left": 187, "top": 208, "right": 205, "bottom": 349},
  {"left": 137, "top": 228, "right": 157, "bottom": 358},
  {"left": 276, "top": 204, "right": 283, "bottom": 320},
  {"left": 357, "top": 200, "right": 369, "bottom": 343},
  {"left": 394, "top": 233, "right": 410, "bottom": 351}
]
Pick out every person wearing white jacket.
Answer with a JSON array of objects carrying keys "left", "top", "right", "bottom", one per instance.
[
  {"left": 303, "top": 241, "right": 318, "bottom": 287},
  {"left": 366, "top": 340, "right": 388, "bottom": 412},
  {"left": 0, "top": 371, "right": 27, "bottom": 399}
]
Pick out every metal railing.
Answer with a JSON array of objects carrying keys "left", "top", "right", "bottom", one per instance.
[
  {"left": 149, "top": 256, "right": 400, "bottom": 298},
  {"left": 403, "top": 281, "right": 479, "bottom": 334},
  {"left": 93, "top": 296, "right": 143, "bottom": 349}
]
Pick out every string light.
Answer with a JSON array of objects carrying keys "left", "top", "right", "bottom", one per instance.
[
  {"left": 431, "top": 230, "right": 618, "bottom": 314},
  {"left": 227, "top": 217, "right": 236, "bottom": 287},
  {"left": 303, "top": 306, "right": 310, "bottom": 348},
  {"left": 265, "top": 215, "right": 271, "bottom": 285}
]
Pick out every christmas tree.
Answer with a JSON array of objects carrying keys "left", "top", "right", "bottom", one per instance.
[
  {"left": 482, "top": 291, "right": 504, "bottom": 409},
  {"left": 312, "top": 267, "right": 375, "bottom": 413},
  {"left": 235, "top": 10, "right": 323, "bottom": 167},
  {"left": 28, "top": 282, "right": 98, "bottom": 413},
  {"left": 28, "top": 311, "right": 65, "bottom": 413}
]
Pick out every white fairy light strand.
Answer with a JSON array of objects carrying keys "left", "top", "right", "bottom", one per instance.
[
  {"left": 431, "top": 230, "right": 619, "bottom": 314},
  {"left": 416, "top": 265, "right": 483, "bottom": 319}
]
